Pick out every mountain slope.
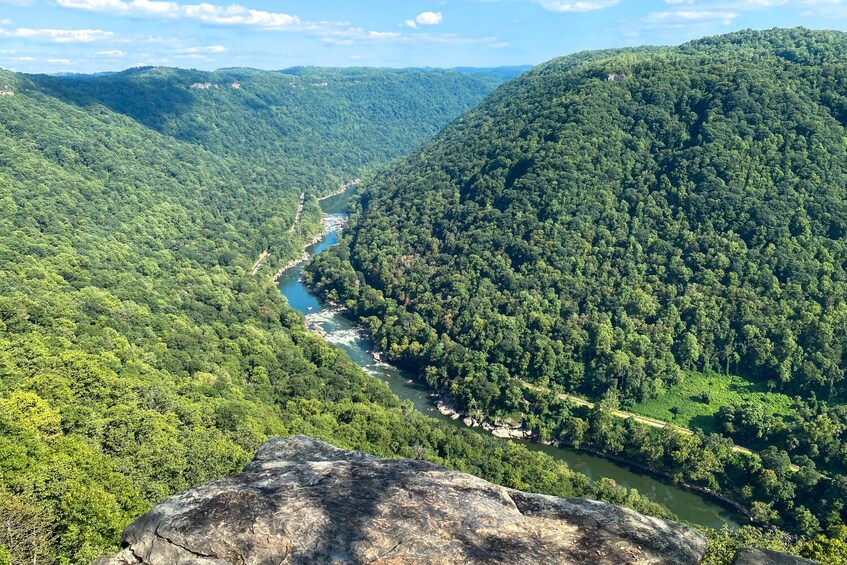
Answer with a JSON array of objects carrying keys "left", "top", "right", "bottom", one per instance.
[
  {"left": 33, "top": 67, "right": 507, "bottom": 195},
  {"left": 0, "top": 66, "right": 680, "bottom": 564},
  {"left": 306, "top": 28, "right": 847, "bottom": 536},
  {"left": 314, "top": 27, "right": 847, "bottom": 405}
]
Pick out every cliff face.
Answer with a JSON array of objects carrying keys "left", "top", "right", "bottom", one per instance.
[{"left": 96, "top": 436, "right": 708, "bottom": 565}]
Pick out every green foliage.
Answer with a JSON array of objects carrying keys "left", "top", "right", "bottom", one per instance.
[
  {"left": 306, "top": 28, "right": 847, "bottom": 537},
  {"left": 702, "top": 526, "right": 798, "bottom": 565},
  {"left": 632, "top": 371, "right": 793, "bottom": 433},
  {"left": 799, "top": 530, "right": 847, "bottom": 563},
  {"left": 0, "top": 65, "right": 668, "bottom": 563},
  {"left": 0, "top": 490, "right": 57, "bottom": 565},
  {"left": 35, "top": 67, "right": 505, "bottom": 198}
]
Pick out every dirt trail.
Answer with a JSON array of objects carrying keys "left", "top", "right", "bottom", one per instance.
[
  {"left": 250, "top": 249, "right": 271, "bottom": 276},
  {"left": 251, "top": 192, "right": 304, "bottom": 276},
  {"left": 252, "top": 181, "right": 355, "bottom": 277},
  {"left": 287, "top": 192, "right": 306, "bottom": 234}
]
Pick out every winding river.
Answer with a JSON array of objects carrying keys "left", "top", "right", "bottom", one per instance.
[{"left": 276, "top": 189, "right": 743, "bottom": 531}]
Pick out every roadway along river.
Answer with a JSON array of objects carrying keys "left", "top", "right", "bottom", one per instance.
[{"left": 276, "top": 189, "right": 743, "bottom": 531}]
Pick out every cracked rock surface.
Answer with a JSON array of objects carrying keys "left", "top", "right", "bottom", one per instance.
[{"left": 95, "top": 436, "right": 708, "bottom": 564}]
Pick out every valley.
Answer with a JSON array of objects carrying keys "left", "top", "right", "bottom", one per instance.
[
  {"left": 1, "top": 22, "right": 846, "bottom": 565},
  {"left": 277, "top": 192, "right": 743, "bottom": 530}
]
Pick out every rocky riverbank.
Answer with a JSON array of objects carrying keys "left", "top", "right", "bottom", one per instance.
[
  {"left": 271, "top": 214, "right": 346, "bottom": 283},
  {"left": 436, "top": 398, "right": 530, "bottom": 440},
  {"left": 433, "top": 391, "right": 752, "bottom": 520}
]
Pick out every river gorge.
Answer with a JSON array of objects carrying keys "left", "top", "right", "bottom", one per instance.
[{"left": 275, "top": 189, "right": 744, "bottom": 532}]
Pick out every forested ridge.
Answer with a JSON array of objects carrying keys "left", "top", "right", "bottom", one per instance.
[
  {"left": 33, "top": 66, "right": 512, "bottom": 198},
  {"left": 305, "top": 28, "right": 847, "bottom": 557},
  {"left": 0, "top": 66, "right": 663, "bottom": 564}
]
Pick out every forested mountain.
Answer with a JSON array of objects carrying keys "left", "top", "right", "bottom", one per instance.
[
  {"left": 33, "top": 66, "right": 507, "bottom": 196},
  {"left": 305, "top": 28, "right": 847, "bottom": 546},
  {"left": 0, "top": 67, "right": 661, "bottom": 564}
]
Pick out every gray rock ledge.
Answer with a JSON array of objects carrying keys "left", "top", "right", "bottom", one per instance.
[
  {"left": 96, "top": 435, "right": 708, "bottom": 564},
  {"left": 733, "top": 547, "right": 819, "bottom": 565}
]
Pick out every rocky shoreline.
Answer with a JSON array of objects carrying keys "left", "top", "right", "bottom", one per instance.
[
  {"left": 435, "top": 398, "right": 531, "bottom": 440},
  {"left": 434, "top": 389, "right": 752, "bottom": 520},
  {"left": 271, "top": 214, "right": 346, "bottom": 283}
]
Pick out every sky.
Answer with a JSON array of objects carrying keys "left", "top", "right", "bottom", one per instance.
[{"left": 0, "top": 0, "right": 845, "bottom": 73}]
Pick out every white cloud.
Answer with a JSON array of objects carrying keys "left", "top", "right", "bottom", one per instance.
[
  {"left": 664, "top": 0, "right": 792, "bottom": 6},
  {"left": 645, "top": 9, "right": 737, "bottom": 25},
  {"left": 367, "top": 31, "right": 401, "bottom": 39},
  {"left": 0, "top": 27, "right": 115, "bottom": 42},
  {"left": 535, "top": 0, "right": 619, "bottom": 12},
  {"left": 96, "top": 49, "right": 127, "bottom": 56},
  {"left": 178, "top": 44, "right": 227, "bottom": 53},
  {"left": 320, "top": 27, "right": 503, "bottom": 48},
  {"left": 57, "top": 0, "right": 301, "bottom": 28},
  {"left": 47, "top": 58, "right": 72, "bottom": 64},
  {"left": 414, "top": 11, "right": 443, "bottom": 25},
  {"left": 51, "top": 0, "right": 503, "bottom": 57}
]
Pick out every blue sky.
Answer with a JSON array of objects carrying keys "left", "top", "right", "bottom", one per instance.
[{"left": 0, "top": 0, "right": 845, "bottom": 73}]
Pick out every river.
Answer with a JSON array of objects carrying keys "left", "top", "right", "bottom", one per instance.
[{"left": 276, "top": 189, "right": 742, "bottom": 531}]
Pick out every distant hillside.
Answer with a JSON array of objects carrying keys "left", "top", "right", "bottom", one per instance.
[
  {"left": 32, "top": 66, "right": 506, "bottom": 195},
  {"left": 453, "top": 65, "right": 532, "bottom": 81}
]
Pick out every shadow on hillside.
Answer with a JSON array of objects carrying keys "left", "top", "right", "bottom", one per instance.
[
  {"left": 689, "top": 414, "right": 718, "bottom": 434},
  {"left": 27, "top": 70, "right": 202, "bottom": 134}
]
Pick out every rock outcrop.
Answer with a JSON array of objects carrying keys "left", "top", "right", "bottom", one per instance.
[
  {"left": 733, "top": 547, "right": 819, "bottom": 565},
  {"left": 96, "top": 436, "right": 708, "bottom": 564}
]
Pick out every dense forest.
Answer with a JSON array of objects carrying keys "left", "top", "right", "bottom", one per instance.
[
  {"left": 3, "top": 31, "right": 846, "bottom": 563},
  {"left": 32, "top": 66, "right": 513, "bottom": 198},
  {"left": 0, "top": 67, "right": 649, "bottom": 564},
  {"left": 305, "top": 28, "right": 847, "bottom": 556}
]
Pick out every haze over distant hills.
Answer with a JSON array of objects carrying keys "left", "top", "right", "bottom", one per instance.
[{"left": 27, "top": 66, "right": 514, "bottom": 195}]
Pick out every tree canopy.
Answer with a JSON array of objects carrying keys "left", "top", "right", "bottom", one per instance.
[
  {"left": 306, "top": 28, "right": 847, "bottom": 539},
  {"left": 2, "top": 65, "right": 640, "bottom": 564}
]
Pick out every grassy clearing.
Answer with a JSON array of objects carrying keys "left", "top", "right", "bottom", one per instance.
[{"left": 628, "top": 371, "right": 794, "bottom": 434}]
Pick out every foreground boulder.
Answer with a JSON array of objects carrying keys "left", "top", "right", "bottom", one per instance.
[
  {"left": 733, "top": 547, "right": 819, "bottom": 565},
  {"left": 96, "top": 436, "right": 708, "bottom": 564}
]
